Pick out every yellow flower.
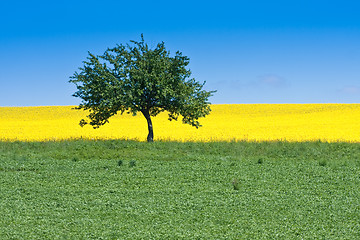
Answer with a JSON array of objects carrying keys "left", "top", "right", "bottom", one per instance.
[{"left": 0, "top": 104, "right": 359, "bottom": 142}]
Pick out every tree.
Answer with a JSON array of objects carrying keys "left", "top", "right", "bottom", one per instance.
[{"left": 69, "top": 35, "right": 215, "bottom": 142}]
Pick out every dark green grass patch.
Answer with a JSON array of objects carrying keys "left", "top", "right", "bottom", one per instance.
[{"left": 0, "top": 140, "right": 360, "bottom": 239}]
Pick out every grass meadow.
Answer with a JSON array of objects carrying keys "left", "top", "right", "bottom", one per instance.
[{"left": 1, "top": 140, "right": 360, "bottom": 239}]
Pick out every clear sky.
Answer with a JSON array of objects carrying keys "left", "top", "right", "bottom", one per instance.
[{"left": 1, "top": 0, "right": 359, "bottom": 106}]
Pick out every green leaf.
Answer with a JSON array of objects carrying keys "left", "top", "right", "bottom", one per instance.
[{"left": 70, "top": 35, "right": 216, "bottom": 141}]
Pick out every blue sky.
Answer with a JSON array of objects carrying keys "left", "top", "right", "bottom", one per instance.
[{"left": 1, "top": 0, "right": 359, "bottom": 106}]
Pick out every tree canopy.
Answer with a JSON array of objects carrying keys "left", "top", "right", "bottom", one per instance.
[{"left": 70, "top": 35, "right": 215, "bottom": 142}]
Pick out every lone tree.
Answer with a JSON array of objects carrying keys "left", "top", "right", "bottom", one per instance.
[{"left": 70, "top": 35, "right": 215, "bottom": 142}]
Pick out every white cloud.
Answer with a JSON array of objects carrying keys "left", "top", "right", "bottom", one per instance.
[
  {"left": 257, "top": 74, "right": 288, "bottom": 88},
  {"left": 211, "top": 74, "right": 289, "bottom": 92},
  {"left": 339, "top": 86, "right": 360, "bottom": 94}
]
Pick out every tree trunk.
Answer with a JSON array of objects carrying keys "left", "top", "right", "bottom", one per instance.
[{"left": 142, "top": 110, "right": 154, "bottom": 142}]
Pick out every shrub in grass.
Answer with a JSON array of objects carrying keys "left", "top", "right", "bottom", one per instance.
[
  {"left": 232, "top": 178, "right": 240, "bottom": 190},
  {"left": 319, "top": 159, "right": 327, "bottom": 167},
  {"left": 129, "top": 160, "right": 136, "bottom": 167}
]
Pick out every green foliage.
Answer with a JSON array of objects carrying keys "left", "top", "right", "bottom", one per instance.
[
  {"left": 1, "top": 140, "right": 360, "bottom": 239},
  {"left": 129, "top": 160, "right": 136, "bottom": 167},
  {"left": 232, "top": 178, "right": 240, "bottom": 190},
  {"left": 319, "top": 159, "right": 327, "bottom": 167},
  {"left": 69, "top": 35, "right": 215, "bottom": 141}
]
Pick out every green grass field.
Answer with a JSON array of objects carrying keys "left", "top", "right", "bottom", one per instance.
[{"left": 1, "top": 140, "right": 360, "bottom": 239}]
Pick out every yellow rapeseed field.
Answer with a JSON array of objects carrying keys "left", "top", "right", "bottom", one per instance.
[{"left": 0, "top": 104, "right": 359, "bottom": 142}]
